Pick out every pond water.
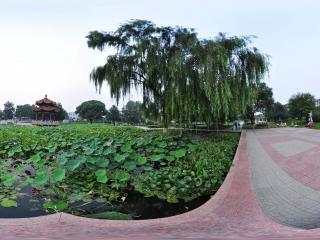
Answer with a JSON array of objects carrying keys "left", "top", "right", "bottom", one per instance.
[
  {"left": 76, "top": 191, "right": 210, "bottom": 220},
  {"left": 0, "top": 186, "right": 49, "bottom": 218},
  {"left": 0, "top": 186, "right": 210, "bottom": 219}
]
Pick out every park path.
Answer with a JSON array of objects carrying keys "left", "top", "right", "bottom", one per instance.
[
  {"left": 3, "top": 128, "right": 320, "bottom": 239},
  {"left": 248, "top": 128, "right": 320, "bottom": 229}
]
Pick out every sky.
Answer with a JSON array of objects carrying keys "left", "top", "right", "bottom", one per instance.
[{"left": 0, "top": 0, "right": 319, "bottom": 112}]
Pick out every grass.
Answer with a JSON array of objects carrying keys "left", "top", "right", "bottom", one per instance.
[
  {"left": 243, "top": 122, "right": 278, "bottom": 129},
  {"left": 314, "top": 122, "right": 320, "bottom": 129}
]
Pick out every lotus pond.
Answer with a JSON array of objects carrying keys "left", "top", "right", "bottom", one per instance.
[{"left": 0, "top": 124, "right": 239, "bottom": 220}]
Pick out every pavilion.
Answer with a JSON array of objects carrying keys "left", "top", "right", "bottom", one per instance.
[{"left": 32, "top": 95, "right": 61, "bottom": 125}]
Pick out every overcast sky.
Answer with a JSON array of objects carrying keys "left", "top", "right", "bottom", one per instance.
[{"left": 0, "top": 0, "right": 319, "bottom": 112}]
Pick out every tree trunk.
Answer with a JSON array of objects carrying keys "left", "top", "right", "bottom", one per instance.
[
  {"left": 207, "top": 117, "right": 211, "bottom": 130},
  {"left": 249, "top": 112, "right": 255, "bottom": 125},
  {"left": 162, "top": 105, "right": 169, "bottom": 129},
  {"left": 179, "top": 114, "right": 183, "bottom": 137}
]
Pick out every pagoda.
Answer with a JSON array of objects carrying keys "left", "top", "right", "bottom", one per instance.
[{"left": 32, "top": 95, "right": 61, "bottom": 125}]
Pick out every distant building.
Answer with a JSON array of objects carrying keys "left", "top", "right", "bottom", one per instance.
[
  {"left": 254, "top": 112, "right": 267, "bottom": 124},
  {"left": 68, "top": 112, "right": 79, "bottom": 121},
  {"left": 316, "top": 99, "right": 320, "bottom": 107},
  {"left": 32, "top": 95, "right": 61, "bottom": 126}
]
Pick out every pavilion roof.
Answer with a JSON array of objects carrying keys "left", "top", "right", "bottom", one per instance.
[
  {"left": 33, "top": 106, "right": 60, "bottom": 113},
  {"left": 35, "top": 95, "right": 57, "bottom": 106}
]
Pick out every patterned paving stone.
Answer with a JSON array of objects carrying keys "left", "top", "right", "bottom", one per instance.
[
  {"left": 272, "top": 140, "right": 316, "bottom": 157},
  {"left": 257, "top": 129, "right": 320, "bottom": 190},
  {"left": 249, "top": 128, "right": 320, "bottom": 229}
]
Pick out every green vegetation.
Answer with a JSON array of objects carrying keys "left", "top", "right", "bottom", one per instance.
[
  {"left": 15, "top": 104, "right": 35, "bottom": 120},
  {"left": 0, "top": 124, "right": 239, "bottom": 216},
  {"left": 287, "top": 119, "right": 305, "bottom": 127},
  {"left": 122, "top": 101, "right": 143, "bottom": 124},
  {"left": 3, "top": 101, "right": 15, "bottom": 120},
  {"left": 76, "top": 100, "right": 106, "bottom": 123},
  {"left": 288, "top": 93, "right": 315, "bottom": 121},
  {"left": 242, "top": 122, "right": 278, "bottom": 129},
  {"left": 84, "top": 211, "right": 132, "bottom": 220},
  {"left": 247, "top": 82, "right": 274, "bottom": 124},
  {"left": 314, "top": 123, "right": 320, "bottom": 129},
  {"left": 134, "top": 133, "right": 238, "bottom": 202},
  {"left": 106, "top": 105, "right": 121, "bottom": 125},
  {"left": 269, "top": 102, "right": 288, "bottom": 122},
  {"left": 266, "top": 122, "right": 278, "bottom": 128}
]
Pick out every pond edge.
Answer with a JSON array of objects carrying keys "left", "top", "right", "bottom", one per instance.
[{"left": 0, "top": 131, "right": 245, "bottom": 226}]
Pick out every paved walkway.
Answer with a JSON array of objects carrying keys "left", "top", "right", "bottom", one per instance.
[
  {"left": 3, "top": 128, "right": 320, "bottom": 239},
  {"left": 248, "top": 128, "right": 320, "bottom": 229}
]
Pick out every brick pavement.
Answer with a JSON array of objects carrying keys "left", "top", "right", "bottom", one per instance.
[
  {"left": 249, "top": 129, "right": 320, "bottom": 229},
  {"left": 3, "top": 128, "right": 320, "bottom": 239}
]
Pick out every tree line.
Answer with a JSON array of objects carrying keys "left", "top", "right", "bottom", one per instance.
[
  {"left": 2, "top": 93, "right": 317, "bottom": 126},
  {"left": 0, "top": 100, "right": 144, "bottom": 125},
  {"left": 247, "top": 82, "right": 320, "bottom": 123},
  {"left": 75, "top": 100, "right": 143, "bottom": 125},
  {"left": 0, "top": 83, "right": 315, "bottom": 127},
  {"left": 0, "top": 101, "right": 68, "bottom": 121}
]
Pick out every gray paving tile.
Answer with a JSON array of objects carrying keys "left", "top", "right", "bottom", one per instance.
[{"left": 247, "top": 129, "right": 320, "bottom": 229}]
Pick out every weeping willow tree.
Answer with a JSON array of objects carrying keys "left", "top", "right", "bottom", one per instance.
[
  {"left": 195, "top": 34, "right": 269, "bottom": 127},
  {"left": 87, "top": 20, "right": 269, "bottom": 128}
]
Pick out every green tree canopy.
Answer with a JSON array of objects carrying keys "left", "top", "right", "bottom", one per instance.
[
  {"left": 87, "top": 20, "right": 269, "bottom": 127},
  {"left": 288, "top": 93, "right": 315, "bottom": 121},
  {"left": 15, "top": 104, "right": 35, "bottom": 120},
  {"left": 56, "top": 103, "right": 69, "bottom": 121},
  {"left": 122, "top": 101, "right": 143, "bottom": 124},
  {"left": 312, "top": 107, "right": 320, "bottom": 122},
  {"left": 256, "top": 82, "right": 274, "bottom": 116},
  {"left": 107, "top": 105, "right": 121, "bottom": 125},
  {"left": 0, "top": 110, "right": 4, "bottom": 120},
  {"left": 3, "top": 101, "right": 15, "bottom": 120},
  {"left": 269, "top": 102, "right": 288, "bottom": 122},
  {"left": 246, "top": 82, "right": 274, "bottom": 123},
  {"left": 76, "top": 100, "right": 106, "bottom": 123}
]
